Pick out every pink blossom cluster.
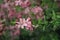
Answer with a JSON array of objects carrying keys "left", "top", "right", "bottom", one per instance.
[
  {"left": 15, "top": 0, "right": 31, "bottom": 8},
  {"left": 0, "top": 0, "right": 44, "bottom": 39}
]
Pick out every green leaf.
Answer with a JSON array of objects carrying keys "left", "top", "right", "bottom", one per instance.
[
  {"left": 15, "top": 6, "right": 24, "bottom": 12},
  {"left": 0, "top": 0, "right": 3, "bottom": 4},
  {"left": 52, "top": 10, "right": 56, "bottom": 20}
]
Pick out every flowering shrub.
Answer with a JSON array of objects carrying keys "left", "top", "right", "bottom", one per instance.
[{"left": 0, "top": 0, "right": 60, "bottom": 40}]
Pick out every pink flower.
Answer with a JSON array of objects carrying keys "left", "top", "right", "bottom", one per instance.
[
  {"left": 0, "top": 11, "right": 3, "bottom": 17},
  {"left": 16, "top": 18, "right": 26, "bottom": 29},
  {"left": 25, "top": 17, "right": 33, "bottom": 30},
  {"left": 15, "top": 17, "right": 33, "bottom": 31},
  {"left": 8, "top": 9, "right": 16, "bottom": 19},
  {"left": 23, "top": 7, "right": 31, "bottom": 14},
  {"left": 20, "top": 0, "right": 31, "bottom": 8},
  {"left": 14, "top": 0, "right": 21, "bottom": 6},
  {"left": 25, "top": 21, "right": 33, "bottom": 30},
  {"left": 0, "top": 11, "right": 5, "bottom": 19},
  {"left": 15, "top": 0, "right": 31, "bottom": 8},
  {"left": 31, "top": 6, "right": 43, "bottom": 14},
  {"left": 26, "top": 17, "right": 31, "bottom": 21},
  {"left": 16, "top": 12, "right": 22, "bottom": 18},
  {"left": 1, "top": 3, "right": 9, "bottom": 9},
  {"left": 31, "top": 6, "right": 44, "bottom": 19}
]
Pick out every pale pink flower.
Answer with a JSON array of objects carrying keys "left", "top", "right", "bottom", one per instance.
[
  {"left": 25, "top": 21, "right": 33, "bottom": 30},
  {"left": 31, "top": 6, "right": 44, "bottom": 19},
  {"left": 26, "top": 17, "right": 31, "bottom": 21},
  {"left": 1, "top": 3, "right": 9, "bottom": 9},
  {"left": 31, "top": 6, "right": 43, "bottom": 14},
  {"left": 25, "top": 17, "right": 33, "bottom": 30},
  {"left": 16, "top": 12, "right": 22, "bottom": 18},
  {"left": 23, "top": 7, "right": 31, "bottom": 14},
  {"left": 9, "top": 2, "right": 15, "bottom": 7},
  {"left": 15, "top": 0, "right": 31, "bottom": 8},
  {"left": 14, "top": 0, "right": 21, "bottom": 6},
  {"left": 4, "top": 3, "right": 9, "bottom": 8},
  {"left": 8, "top": 9, "right": 16, "bottom": 19},
  {"left": 15, "top": 17, "right": 33, "bottom": 30},
  {"left": 0, "top": 11, "right": 6, "bottom": 19},
  {"left": 16, "top": 18, "right": 26, "bottom": 29},
  {"left": 20, "top": 0, "right": 31, "bottom": 8}
]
